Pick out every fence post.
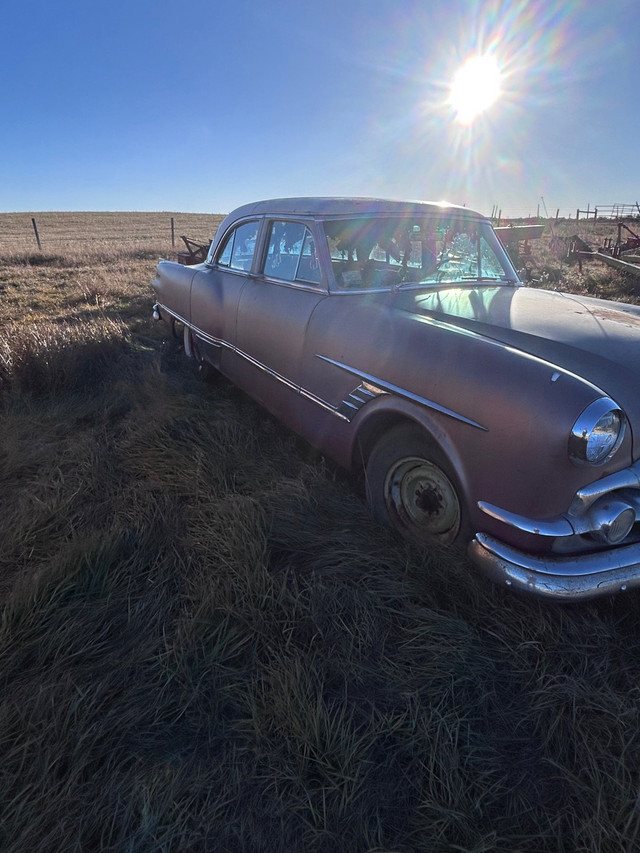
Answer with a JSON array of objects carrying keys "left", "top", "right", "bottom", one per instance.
[
  {"left": 31, "top": 217, "right": 42, "bottom": 250},
  {"left": 594, "top": 208, "right": 598, "bottom": 221},
  {"left": 171, "top": 217, "right": 175, "bottom": 248}
]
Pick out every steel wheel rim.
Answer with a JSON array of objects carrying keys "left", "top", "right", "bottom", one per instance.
[{"left": 384, "top": 456, "right": 461, "bottom": 544}]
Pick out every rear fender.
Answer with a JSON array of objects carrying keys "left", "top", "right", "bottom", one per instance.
[{"left": 152, "top": 260, "right": 198, "bottom": 325}]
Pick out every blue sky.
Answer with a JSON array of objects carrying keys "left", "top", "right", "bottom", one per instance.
[{"left": 2, "top": 0, "right": 638, "bottom": 217}]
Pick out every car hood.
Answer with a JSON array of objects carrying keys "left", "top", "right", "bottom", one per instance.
[{"left": 398, "top": 284, "right": 640, "bottom": 439}]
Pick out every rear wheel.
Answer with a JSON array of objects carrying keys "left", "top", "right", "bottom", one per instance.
[
  {"left": 183, "top": 325, "right": 216, "bottom": 379},
  {"left": 183, "top": 323, "right": 194, "bottom": 358},
  {"left": 365, "top": 425, "right": 467, "bottom": 546}
]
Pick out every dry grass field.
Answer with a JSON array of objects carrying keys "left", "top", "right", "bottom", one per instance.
[
  {"left": 0, "top": 211, "right": 223, "bottom": 253},
  {"left": 2, "top": 212, "right": 640, "bottom": 852}
]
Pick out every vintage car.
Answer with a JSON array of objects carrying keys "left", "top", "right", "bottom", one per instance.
[{"left": 152, "top": 197, "right": 640, "bottom": 600}]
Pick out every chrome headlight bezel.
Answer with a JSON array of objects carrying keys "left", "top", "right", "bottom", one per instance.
[{"left": 569, "top": 398, "right": 626, "bottom": 466}]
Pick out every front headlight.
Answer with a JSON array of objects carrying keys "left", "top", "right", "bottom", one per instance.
[{"left": 569, "top": 398, "right": 626, "bottom": 465}]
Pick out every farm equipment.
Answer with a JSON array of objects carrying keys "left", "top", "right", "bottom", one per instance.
[
  {"left": 601, "top": 220, "right": 640, "bottom": 260},
  {"left": 568, "top": 220, "right": 640, "bottom": 278},
  {"left": 175, "top": 235, "right": 212, "bottom": 265},
  {"left": 494, "top": 223, "right": 545, "bottom": 266}
]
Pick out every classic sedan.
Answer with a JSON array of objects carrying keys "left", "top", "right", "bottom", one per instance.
[{"left": 152, "top": 197, "right": 640, "bottom": 600}]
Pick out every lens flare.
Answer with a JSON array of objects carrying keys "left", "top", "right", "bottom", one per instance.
[{"left": 450, "top": 54, "right": 502, "bottom": 125}]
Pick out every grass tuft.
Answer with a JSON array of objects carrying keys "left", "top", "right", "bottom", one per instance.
[{"left": 0, "top": 317, "right": 136, "bottom": 395}]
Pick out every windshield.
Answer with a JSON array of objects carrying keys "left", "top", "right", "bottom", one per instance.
[{"left": 323, "top": 214, "right": 516, "bottom": 290}]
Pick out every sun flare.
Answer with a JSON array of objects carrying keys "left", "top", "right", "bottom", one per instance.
[{"left": 450, "top": 54, "right": 502, "bottom": 125}]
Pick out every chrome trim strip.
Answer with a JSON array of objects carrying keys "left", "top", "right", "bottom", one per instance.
[
  {"left": 570, "top": 460, "right": 640, "bottom": 514},
  {"left": 317, "top": 355, "right": 487, "bottom": 431},
  {"left": 155, "top": 303, "right": 190, "bottom": 327},
  {"left": 298, "top": 386, "right": 350, "bottom": 420},
  {"left": 193, "top": 328, "right": 227, "bottom": 351},
  {"left": 469, "top": 533, "right": 640, "bottom": 600},
  {"left": 230, "top": 345, "right": 350, "bottom": 420},
  {"left": 260, "top": 274, "right": 327, "bottom": 294},
  {"left": 331, "top": 284, "right": 401, "bottom": 295},
  {"left": 477, "top": 501, "right": 574, "bottom": 537}
]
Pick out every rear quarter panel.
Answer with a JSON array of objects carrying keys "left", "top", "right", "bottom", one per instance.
[{"left": 152, "top": 260, "right": 199, "bottom": 324}]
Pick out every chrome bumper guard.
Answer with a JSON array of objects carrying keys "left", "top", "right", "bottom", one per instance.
[{"left": 469, "top": 532, "right": 640, "bottom": 600}]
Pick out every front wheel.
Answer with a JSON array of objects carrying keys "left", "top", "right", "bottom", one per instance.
[{"left": 365, "top": 426, "right": 468, "bottom": 547}]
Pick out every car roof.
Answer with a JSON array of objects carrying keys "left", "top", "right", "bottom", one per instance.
[{"left": 220, "top": 197, "right": 485, "bottom": 224}]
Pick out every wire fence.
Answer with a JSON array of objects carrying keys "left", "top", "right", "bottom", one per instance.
[
  {"left": 490, "top": 203, "right": 640, "bottom": 222},
  {"left": 574, "top": 203, "right": 640, "bottom": 221},
  {"left": 0, "top": 212, "right": 226, "bottom": 252}
]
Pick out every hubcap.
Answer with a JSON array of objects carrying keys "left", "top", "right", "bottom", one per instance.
[{"left": 384, "top": 457, "right": 461, "bottom": 544}]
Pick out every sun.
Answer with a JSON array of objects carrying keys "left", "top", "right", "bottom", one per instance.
[{"left": 450, "top": 54, "right": 502, "bottom": 125}]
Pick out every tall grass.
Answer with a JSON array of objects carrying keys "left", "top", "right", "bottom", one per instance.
[{"left": 2, "top": 218, "right": 640, "bottom": 851}]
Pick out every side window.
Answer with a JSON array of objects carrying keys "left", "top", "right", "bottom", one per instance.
[
  {"left": 264, "top": 221, "right": 321, "bottom": 285},
  {"left": 216, "top": 221, "right": 259, "bottom": 271}
]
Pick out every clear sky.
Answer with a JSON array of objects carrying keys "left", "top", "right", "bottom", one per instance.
[{"left": 2, "top": 0, "right": 638, "bottom": 217}]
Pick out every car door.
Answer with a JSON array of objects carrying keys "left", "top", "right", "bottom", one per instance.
[
  {"left": 189, "top": 218, "right": 260, "bottom": 368},
  {"left": 233, "top": 219, "right": 328, "bottom": 427}
]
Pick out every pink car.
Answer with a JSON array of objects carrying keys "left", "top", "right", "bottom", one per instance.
[{"left": 152, "top": 198, "right": 640, "bottom": 600}]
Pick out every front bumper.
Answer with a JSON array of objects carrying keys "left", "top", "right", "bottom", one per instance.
[{"left": 469, "top": 532, "right": 640, "bottom": 600}]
